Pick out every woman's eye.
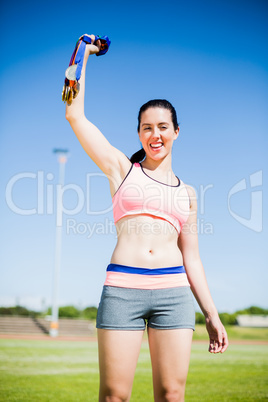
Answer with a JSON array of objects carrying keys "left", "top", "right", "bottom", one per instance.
[{"left": 160, "top": 126, "right": 167, "bottom": 129}]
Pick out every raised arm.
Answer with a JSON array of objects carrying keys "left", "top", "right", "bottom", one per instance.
[
  {"left": 65, "top": 35, "right": 131, "bottom": 183},
  {"left": 178, "top": 185, "right": 229, "bottom": 354}
]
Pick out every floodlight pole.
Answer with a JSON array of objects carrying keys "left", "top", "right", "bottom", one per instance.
[{"left": 49, "top": 149, "right": 69, "bottom": 337}]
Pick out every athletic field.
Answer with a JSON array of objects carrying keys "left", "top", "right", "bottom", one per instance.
[{"left": 0, "top": 329, "right": 267, "bottom": 401}]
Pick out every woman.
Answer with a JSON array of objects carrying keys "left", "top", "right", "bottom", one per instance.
[{"left": 65, "top": 35, "right": 228, "bottom": 402}]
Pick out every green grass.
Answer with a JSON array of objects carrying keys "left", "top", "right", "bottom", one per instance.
[
  {"left": 193, "top": 324, "right": 268, "bottom": 341},
  {"left": 0, "top": 338, "right": 267, "bottom": 401}
]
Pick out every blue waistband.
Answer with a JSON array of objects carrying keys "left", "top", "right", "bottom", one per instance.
[{"left": 107, "top": 264, "right": 186, "bottom": 275}]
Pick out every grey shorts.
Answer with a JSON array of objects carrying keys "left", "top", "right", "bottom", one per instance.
[{"left": 96, "top": 286, "right": 195, "bottom": 331}]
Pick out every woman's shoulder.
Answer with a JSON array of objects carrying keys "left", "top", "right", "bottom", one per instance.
[
  {"left": 181, "top": 183, "right": 197, "bottom": 210},
  {"left": 183, "top": 182, "right": 195, "bottom": 193}
]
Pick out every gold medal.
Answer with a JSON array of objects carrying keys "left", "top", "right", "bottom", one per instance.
[
  {"left": 67, "top": 88, "right": 73, "bottom": 105},
  {"left": 63, "top": 86, "right": 69, "bottom": 103},
  {"left": 63, "top": 86, "right": 68, "bottom": 103},
  {"left": 65, "top": 86, "right": 70, "bottom": 103},
  {"left": 73, "top": 81, "right": 80, "bottom": 99},
  {"left": 62, "top": 85, "right": 66, "bottom": 102}
]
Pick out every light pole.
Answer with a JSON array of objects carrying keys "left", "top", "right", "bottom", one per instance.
[{"left": 49, "top": 148, "right": 69, "bottom": 337}]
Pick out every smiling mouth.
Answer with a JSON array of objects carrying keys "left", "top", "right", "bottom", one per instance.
[{"left": 150, "top": 143, "right": 163, "bottom": 150}]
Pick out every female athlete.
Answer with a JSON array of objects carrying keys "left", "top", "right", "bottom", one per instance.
[{"left": 65, "top": 35, "right": 228, "bottom": 402}]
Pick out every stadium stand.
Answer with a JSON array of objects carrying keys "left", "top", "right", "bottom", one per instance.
[{"left": 0, "top": 316, "right": 95, "bottom": 336}]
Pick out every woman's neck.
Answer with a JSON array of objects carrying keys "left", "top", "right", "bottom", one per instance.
[{"left": 142, "top": 154, "right": 173, "bottom": 173}]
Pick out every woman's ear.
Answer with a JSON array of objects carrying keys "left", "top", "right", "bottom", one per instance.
[{"left": 174, "top": 126, "right": 180, "bottom": 140}]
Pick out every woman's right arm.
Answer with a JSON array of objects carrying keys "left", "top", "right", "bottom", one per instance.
[{"left": 65, "top": 36, "right": 130, "bottom": 179}]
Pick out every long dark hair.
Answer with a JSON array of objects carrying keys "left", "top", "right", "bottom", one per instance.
[{"left": 130, "top": 99, "right": 179, "bottom": 163}]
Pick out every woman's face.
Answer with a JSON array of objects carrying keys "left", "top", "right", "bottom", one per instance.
[{"left": 138, "top": 107, "right": 179, "bottom": 161}]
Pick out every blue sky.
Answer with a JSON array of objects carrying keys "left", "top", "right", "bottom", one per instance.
[{"left": 0, "top": 0, "right": 267, "bottom": 313}]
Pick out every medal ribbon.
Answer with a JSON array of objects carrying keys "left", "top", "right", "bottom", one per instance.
[
  {"left": 63, "top": 34, "right": 111, "bottom": 104},
  {"left": 65, "top": 34, "right": 111, "bottom": 85}
]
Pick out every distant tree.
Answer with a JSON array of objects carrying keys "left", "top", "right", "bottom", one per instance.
[
  {"left": 46, "top": 307, "right": 52, "bottom": 315},
  {"left": 82, "top": 306, "right": 98, "bottom": 320},
  {"left": 0, "top": 306, "right": 38, "bottom": 317},
  {"left": 58, "top": 306, "right": 80, "bottom": 318},
  {"left": 3, "top": 304, "right": 265, "bottom": 322},
  {"left": 45, "top": 306, "right": 97, "bottom": 319},
  {"left": 219, "top": 313, "right": 237, "bottom": 325},
  {"left": 195, "top": 312, "right": 206, "bottom": 324},
  {"left": 0, "top": 307, "right": 13, "bottom": 315},
  {"left": 236, "top": 306, "right": 268, "bottom": 315}
]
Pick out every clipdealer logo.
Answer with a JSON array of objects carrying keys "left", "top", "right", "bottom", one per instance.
[
  {"left": 227, "top": 170, "right": 263, "bottom": 233},
  {"left": 4, "top": 172, "right": 114, "bottom": 226},
  {"left": 4, "top": 170, "right": 263, "bottom": 233},
  {"left": 4, "top": 171, "right": 214, "bottom": 236}
]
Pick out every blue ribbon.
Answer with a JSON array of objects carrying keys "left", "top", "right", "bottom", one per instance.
[
  {"left": 66, "top": 34, "right": 111, "bottom": 84},
  {"left": 74, "top": 40, "right": 87, "bottom": 81},
  {"left": 94, "top": 35, "right": 111, "bottom": 56}
]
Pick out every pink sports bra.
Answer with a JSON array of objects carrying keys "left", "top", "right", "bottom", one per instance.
[{"left": 112, "top": 163, "right": 190, "bottom": 234}]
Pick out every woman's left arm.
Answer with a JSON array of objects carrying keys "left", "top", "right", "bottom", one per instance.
[{"left": 178, "top": 185, "right": 229, "bottom": 354}]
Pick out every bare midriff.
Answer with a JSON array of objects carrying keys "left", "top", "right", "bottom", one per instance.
[{"left": 110, "top": 215, "right": 183, "bottom": 268}]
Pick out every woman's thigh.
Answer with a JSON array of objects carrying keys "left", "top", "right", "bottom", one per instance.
[
  {"left": 97, "top": 328, "right": 144, "bottom": 401},
  {"left": 148, "top": 327, "right": 193, "bottom": 401}
]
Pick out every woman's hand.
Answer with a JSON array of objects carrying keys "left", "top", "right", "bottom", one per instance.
[
  {"left": 84, "top": 35, "right": 101, "bottom": 57},
  {"left": 205, "top": 314, "right": 229, "bottom": 354}
]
